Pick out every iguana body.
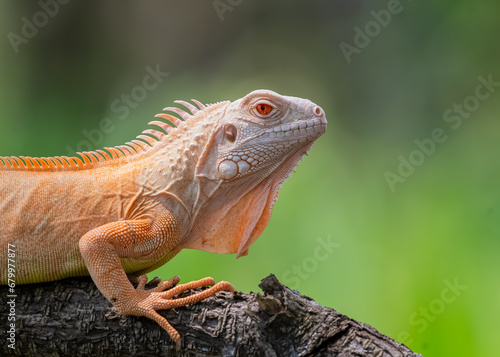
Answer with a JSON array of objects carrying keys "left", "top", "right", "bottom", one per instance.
[{"left": 0, "top": 89, "right": 327, "bottom": 347}]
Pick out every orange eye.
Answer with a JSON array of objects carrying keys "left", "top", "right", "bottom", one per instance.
[{"left": 256, "top": 103, "right": 273, "bottom": 116}]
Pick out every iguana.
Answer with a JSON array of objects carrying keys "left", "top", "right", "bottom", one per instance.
[{"left": 0, "top": 89, "right": 327, "bottom": 348}]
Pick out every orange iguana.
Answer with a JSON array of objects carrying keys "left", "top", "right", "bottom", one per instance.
[{"left": 0, "top": 89, "right": 327, "bottom": 348}]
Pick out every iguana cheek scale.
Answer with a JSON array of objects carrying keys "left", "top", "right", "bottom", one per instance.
[{"left": 0, "top": 89, "right": 327, "bottom": 349}]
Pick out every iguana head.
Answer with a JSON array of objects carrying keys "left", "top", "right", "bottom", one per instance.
[
  {"left": 185, "top": 89, "right": 327, "bottom": 257},
  {"left": 201, "top": 89, "right": 327, "bottom": 181}
]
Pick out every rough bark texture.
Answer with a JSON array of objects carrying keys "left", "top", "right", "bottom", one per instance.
[{"left": 1, "top": 274, "right": 421, "bottom": 357}]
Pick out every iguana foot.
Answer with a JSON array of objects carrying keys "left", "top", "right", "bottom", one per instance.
[{"left": 123, "top": 275, "right": 235, "bottom": 350}]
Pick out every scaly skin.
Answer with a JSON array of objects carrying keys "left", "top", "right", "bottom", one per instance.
[{"left": 0, "top": 89, "right": 327, "bottom": 348}]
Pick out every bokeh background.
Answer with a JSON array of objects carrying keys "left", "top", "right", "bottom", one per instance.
[{"left": 1, "top": 1, "right": 498, "bottom": 356}]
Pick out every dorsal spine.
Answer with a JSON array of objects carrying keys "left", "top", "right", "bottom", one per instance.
[{"left": 0, "top": 99, "right": 208, "bottom": 171}]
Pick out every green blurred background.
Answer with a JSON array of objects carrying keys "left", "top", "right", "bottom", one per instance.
[{"left": 1, "top": 1, "right": 498, "bottom": 355}]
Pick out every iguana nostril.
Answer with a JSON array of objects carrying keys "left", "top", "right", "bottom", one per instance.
[{"left": 314, "top": 106, "right": 323, "bottom": 117}]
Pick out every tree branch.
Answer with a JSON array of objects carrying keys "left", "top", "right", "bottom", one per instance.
[{"left": 1, "top": 274, "right": 421, "bottom": 356}]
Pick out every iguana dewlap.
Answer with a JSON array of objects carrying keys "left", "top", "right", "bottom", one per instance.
[{"left": 0, "top": 89, "right": 327, "bottom": 348}]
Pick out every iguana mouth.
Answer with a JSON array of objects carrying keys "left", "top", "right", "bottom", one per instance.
[{"left": 263, "top": 115, "right": 327, "bottom": 143}]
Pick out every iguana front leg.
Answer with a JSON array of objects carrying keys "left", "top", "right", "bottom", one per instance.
[{"left": 78, "top": 211, "right": 234, "bottom": 349}]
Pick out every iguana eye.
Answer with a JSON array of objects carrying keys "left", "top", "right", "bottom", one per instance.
[{"left": 255, "top": 103, "right": 273, "bottom": 116}]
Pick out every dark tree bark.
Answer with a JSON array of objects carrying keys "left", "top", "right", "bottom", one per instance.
[{"left": 1, "top": 274, "right": 421, "bottom": 357}]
